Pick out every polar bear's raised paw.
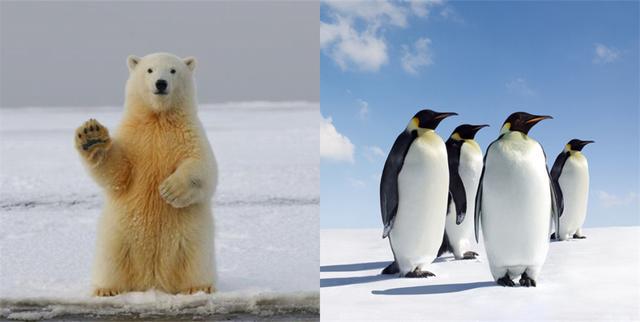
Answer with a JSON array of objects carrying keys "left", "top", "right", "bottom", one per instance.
[{"left": 75, "top": 119, "right": 111, "bottom": 163}]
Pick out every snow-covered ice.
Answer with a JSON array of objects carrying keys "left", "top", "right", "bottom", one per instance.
[
  {"left": 0, "top": 103, "right": 319, "bottom": 320},
  {"left": 321, "top": 227, "right": 640, "bottom": 320}
]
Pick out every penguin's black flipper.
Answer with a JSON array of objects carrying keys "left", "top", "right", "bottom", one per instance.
[
  {"left": 445, "top": 139, "right": 467, "bottom": 224},
  {"left": 544, "top": 147, "right": 561, "bottom": 241},
  {"left": 475, "top": 138, "right": 499, "bottom": 242},
  {"left": 550, "top": 151, "right": 569, "bottom": 217},
  {"left": 380, "top": 130, "right": 417, "bottom": 238}
]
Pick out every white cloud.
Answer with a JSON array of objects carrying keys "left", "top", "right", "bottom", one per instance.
[
  {"left": 593, "top": 43, "right": 620, "bottom": 64},
  {"left": 325, "top": 1, "right": 409, "bottom": 27},
  {"left": 356, "top": 98, "right": 369, "bottom": 119},
  {"left": 321, "top": 116, "right": 355, "bottom": 163},
  {"left": 401, "top": 37, "right": 434, "bottom": 75},
  {"left": 363, "top": 145, "right": 386, "bottom": 161},
  {"left": 506, "top": 77, "right": 535, "bottom": 96},
  {"left": 321, "top": 0, "right": 445, "bottom": 72},
  {"left": 347, "top": 177, "right": 366, "bottom": 188},
  {"left": 597, "top": 191, "right": 637, "bottom": 208},
  {"left": 439, "top": 5, "right": 464, "bottom": 23},
  {"left": 320, "top": 18, "right": 388, "bottom": 71},
  {"left": 410, "top": 0, "right": 444, "bottom": 18}
]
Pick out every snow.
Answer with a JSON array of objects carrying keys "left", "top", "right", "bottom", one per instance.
[
  {"left": 321, "top": 227, "right": 640, "bottom": 321},
  {"left": 0, "top": 103, "right": 319, "bottom": 320}
]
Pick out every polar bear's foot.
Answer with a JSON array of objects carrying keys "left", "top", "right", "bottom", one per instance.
[
  {"left": 180, "top": 285, "right": 214, "bottom": 295},
  {"left": 75, "top": 119, "right": 111, "bottom": 163},
  {"left": 93, "top": 287, "right": 121, "bottom": 297}
]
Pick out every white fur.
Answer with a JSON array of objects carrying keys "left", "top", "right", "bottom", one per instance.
[
  {"left": 557, "top": 152, "right": 590, "bottom": 240},
  {"left": 445, "top": 140, "right": 483, "bottom": 259},
  {"left": 390, "top": 130, "right": 449, "bottom": 275},
  {"left": 481, "top": 132, "right": 551, "bottom": 281},
  {"left": 127, "top": 53, "right": 197, "bottom": 112},
  {"left": 88, "top": 53, "right": 217, "bottom": 294}
]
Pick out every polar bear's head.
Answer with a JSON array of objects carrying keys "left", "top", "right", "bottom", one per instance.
[{"left": 125, "top": 53, "right": 197, "bottom": 112}]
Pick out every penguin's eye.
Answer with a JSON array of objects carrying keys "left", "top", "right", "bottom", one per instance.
[
  {"left": 170, "top": 69, "right": 176, "bottom": 74},
  {"left": 147, "top": 68, "right": 153, "bottom": 74}
]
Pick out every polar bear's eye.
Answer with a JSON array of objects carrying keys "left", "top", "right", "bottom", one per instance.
[
  {"left": 147, "top": 68, "right": 153, "bottom": 74},
  {"left": 170, "top": 69, "right": 176, "bottom": 74}
]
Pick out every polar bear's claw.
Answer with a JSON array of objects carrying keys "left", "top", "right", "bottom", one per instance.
[
  {"left": 93, "top": 287, "right": 121, "bottom": 297},
  {"left": 180, "top": 285, "right": 214, "bottom": 295}
]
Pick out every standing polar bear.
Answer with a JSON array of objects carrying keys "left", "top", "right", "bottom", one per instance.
[{"left": 75, "top": 53, "right": 217, "bottom": 296}]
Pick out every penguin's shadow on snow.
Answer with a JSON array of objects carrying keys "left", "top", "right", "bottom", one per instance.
[
  {"left": 372, "top": 281, "right": 495, "bottom": 295},
  {"left": 321, "top": 261, "right": 390, "bottom": 272},
  {"left": 321, "top": 261, "right": 393, "bottom": 288}
]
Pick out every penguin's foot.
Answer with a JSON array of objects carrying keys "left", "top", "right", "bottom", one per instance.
[
  {"left": 519, "top": 272, "right": 536, "bottom": 287},
  {"left": 550, "top": 233, "right": 556, "bottom": 240},
  {"left": 462, "top": 251, "right": 479, "bottom": 260},
  {"left": 381, "top": 261, "right": 399, "bottom": 275},
  {"left": 496, "top": 273, "right": 515, "bottom": 287},
  {"left": 404, "top": 268, "right": 436, "bottom": 278},
  {"left": 573, "top": 234, "right": 587, "bottom": 239}
]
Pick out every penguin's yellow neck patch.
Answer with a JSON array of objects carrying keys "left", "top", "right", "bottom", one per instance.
[
  {"left": 407, "top": 117, "right": 432, "bottom": 135},
  {"left": 500, "top": 123, "right": 511, "bottom": 135},
  {"left": 407, "top": 117, "right": 420, "bottom": 132},
  {"left": 569, "top": 150, "right": 583, "bottom": 158},
  {"left": 451, "top": 133, "right": 463, "bottom": 141}
]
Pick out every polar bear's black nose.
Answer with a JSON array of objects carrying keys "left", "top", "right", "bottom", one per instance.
[{"left": 155, "top": 79, "right": 168, "bottom": 92}]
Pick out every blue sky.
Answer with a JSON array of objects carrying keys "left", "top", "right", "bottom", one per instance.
[{"left": 320, "top": 1, "right": 639, "bottom": 229}]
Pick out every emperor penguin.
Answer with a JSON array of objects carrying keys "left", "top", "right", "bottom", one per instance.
[
  {"left": 437, "top": 124, "right": 489, "bottom": 260},
  {"left": 379, "top": 109, "right": 457, "bottom": 277},
  {"left": 475, "top": 112, "right": 559, "bottom": 287},
  {"left": 550, "top": 139, "right": 594, "bottom": 241}
]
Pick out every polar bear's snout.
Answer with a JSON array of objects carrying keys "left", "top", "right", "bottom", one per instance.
[{"left": 155, "top": 79, "right": 168, "bottom": 95}]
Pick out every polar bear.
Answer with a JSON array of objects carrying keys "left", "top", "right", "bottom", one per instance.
[{"left": 75, "top": 53, "right": 217, "bottom": 296}]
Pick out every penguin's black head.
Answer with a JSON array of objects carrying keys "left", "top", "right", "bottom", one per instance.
[
  {"left": 410, "top": 109, "right": 458, "bottom": 131},
  {"left": 501, "top": 112, "right": 552, "bottom": 135},
  {"left": 451, "top": 124, "right": 489, "bottom": 140},
  {"left": 567, "top": 139, "right": 594, "bottom": 151}
]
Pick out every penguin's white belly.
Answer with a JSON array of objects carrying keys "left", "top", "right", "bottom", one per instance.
[
  {"left": 481, "top": 136, "right": 550, "bottom": 279},
  {"left": 445, "top": 142, "right": 483, "bottom": 257},
  {"left": 558, "top": 155, "right": 589, "bottom": 240},
  {"left": 390, "top": 132, "right": 448, "bottom": 274}
]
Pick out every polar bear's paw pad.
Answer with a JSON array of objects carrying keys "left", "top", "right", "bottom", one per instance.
[{"left": 75, "top": 119, "right": 111, "bottom": 152}]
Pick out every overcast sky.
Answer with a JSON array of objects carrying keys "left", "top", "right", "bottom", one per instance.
[{"left": 0, "top": 1, "right": 319, "bottom": 107}]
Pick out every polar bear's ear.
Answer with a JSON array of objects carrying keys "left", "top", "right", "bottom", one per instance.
[
  {"left": 127, "top": 55, "right": 141, "bottom": 71},
  {"left": 183, "top": 57, "right": 197, "bottom": 72}
]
